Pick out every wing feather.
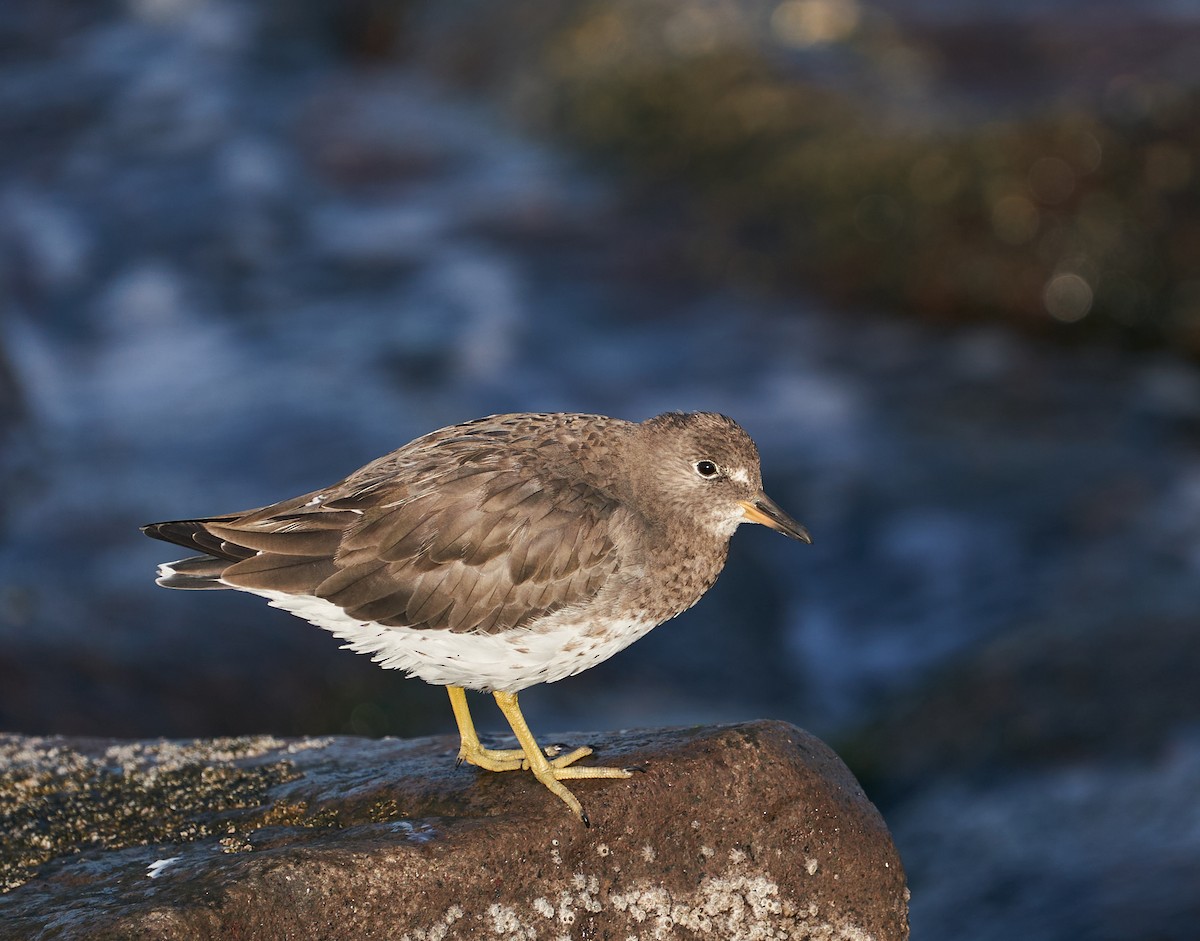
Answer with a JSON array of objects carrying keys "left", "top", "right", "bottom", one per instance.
[
  {"left": 345, "top": 589, "right": 415, "bottom": 624},
  {"left": 223, "top": 553, "right": 337, "bottom": 594},
  {"left": 317, "top": 561, "right": 392, "bottom": 609},
  {"left": 143, "top": 421, "right": 626, "bottom": 635}
]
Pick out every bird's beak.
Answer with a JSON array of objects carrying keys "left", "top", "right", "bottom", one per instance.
[{"left": 739, "top": 493, "right": 812, "bottom": 543}]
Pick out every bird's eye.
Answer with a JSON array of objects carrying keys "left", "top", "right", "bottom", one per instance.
[{"left": 695, "top": 460, "right": 719, "bottom": 479}]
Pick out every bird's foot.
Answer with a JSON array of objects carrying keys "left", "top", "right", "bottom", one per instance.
[
  {"left": 456, "top": 737, "right": 631, "bottom": 824},
  {"left": 457, "top": 740, "right": 595, "bottom": 772},
  {"left": 525, "top": 761, "right": 635, "bottom": 826}
]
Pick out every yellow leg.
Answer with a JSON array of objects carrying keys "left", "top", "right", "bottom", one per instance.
[
  {"left": 492, "top": 689, "right": 632, "bottom": 825},
  {"left": 447, "top": 686, "right": 593, "bottom": 772},
  {"left": 448, "top": 685, "right": 524, "bottom": 771}
]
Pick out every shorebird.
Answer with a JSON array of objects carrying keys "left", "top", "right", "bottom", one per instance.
[{"left": 143, "top": 411, "right": 810, "bottom": 823}]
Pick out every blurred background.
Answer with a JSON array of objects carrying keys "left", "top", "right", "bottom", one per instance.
[{"left": 1, "top": 0, "right": 1198, "bottom": 937}]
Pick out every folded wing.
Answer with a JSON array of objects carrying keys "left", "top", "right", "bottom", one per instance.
[{"left": 143, "top": 460, "right": 621, "bottom": 635}]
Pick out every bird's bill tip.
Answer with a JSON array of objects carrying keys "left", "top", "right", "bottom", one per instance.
[{"left": 739, "top": 495, "right": 812, "bottom": 543}]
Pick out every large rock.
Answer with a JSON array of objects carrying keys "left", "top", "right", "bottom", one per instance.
[{"left": 0, "top": 720, "right": 907, "bottom": 940}]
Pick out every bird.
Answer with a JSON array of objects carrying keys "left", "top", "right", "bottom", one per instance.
[{"left": 142, "top": 411, "right": 811, "bottom": 823}]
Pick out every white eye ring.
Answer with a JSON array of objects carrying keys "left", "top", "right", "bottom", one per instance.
[{"left": 695, "top": 460, "right": 719, "bottom": 479}]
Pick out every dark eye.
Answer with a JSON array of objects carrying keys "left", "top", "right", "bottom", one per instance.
[{"left": 695, "top": 460, "right": 719, "bottom": 479}]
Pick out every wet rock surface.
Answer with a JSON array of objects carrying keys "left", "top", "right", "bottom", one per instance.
[{"left": 0, "top": 721, "right": 908, "bottom": 941}]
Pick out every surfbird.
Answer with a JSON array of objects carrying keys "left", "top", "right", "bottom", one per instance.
[{"left": 142, "top": 411, "right": 811, "bottom": 823}]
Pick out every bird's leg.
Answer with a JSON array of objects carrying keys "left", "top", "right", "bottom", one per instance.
[
  {"left": 492, "top": 690, "right": 632, "bottom": 824},
  {"left": 448, "top": 685, "right": 525, "bottom": 770},
  {"left": 447, "top": 686, "right": 591, "bottom": 771}
]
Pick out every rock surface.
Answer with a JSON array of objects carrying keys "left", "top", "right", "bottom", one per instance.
[{"left": 0, "top": 720, "right": 907, "bottom": 940}]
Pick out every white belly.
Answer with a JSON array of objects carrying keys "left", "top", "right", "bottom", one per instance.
[{"left": 243, "top": 587, "right": 658, "bottom": 693}]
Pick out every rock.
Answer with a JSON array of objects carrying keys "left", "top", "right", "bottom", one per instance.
[{"left": 0, "top": 720, "right": 908, "bottom": 940}]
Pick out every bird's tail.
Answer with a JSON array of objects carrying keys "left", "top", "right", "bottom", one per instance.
[
  {"left": 152, "top": 555, "right": 231, "bottom": 590},
  {"left": 142, "top": 518, "right": 248, "bottom": 589}
]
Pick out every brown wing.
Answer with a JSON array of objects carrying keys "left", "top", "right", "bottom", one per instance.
[
  {"left": 148, "top": 457, "right": 623, "bottom": 635},
  {"left": 142, "top": 492, "right": 362, "bottom": 591}
]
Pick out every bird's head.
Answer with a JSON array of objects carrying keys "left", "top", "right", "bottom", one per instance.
[{"left": 633, "top": 412, "right": 812, "bottom": 544}]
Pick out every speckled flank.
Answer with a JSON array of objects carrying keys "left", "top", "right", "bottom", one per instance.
[{"left": 252, "top": 587, "right": 657, "bottom": 692}]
